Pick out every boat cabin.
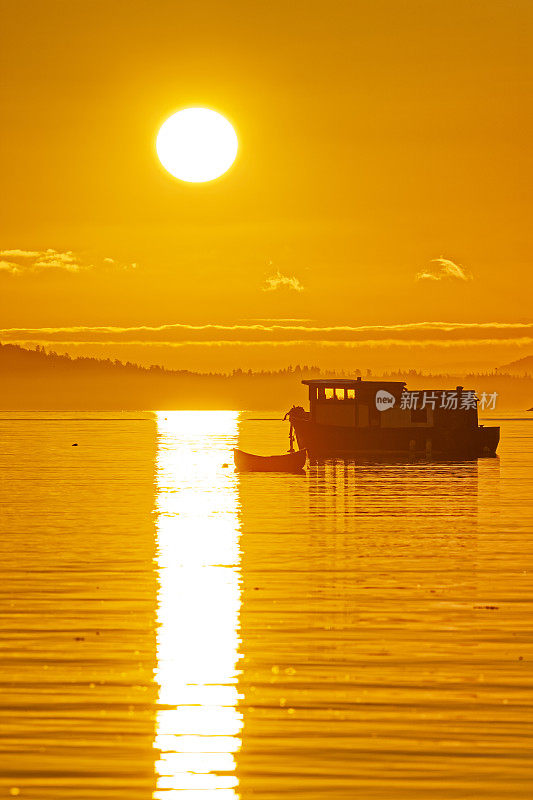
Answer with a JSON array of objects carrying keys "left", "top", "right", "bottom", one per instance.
[{"left": 302, "top": 378, "right": 478, "bottom": 430}]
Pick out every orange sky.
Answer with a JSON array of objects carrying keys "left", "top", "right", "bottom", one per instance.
[{"left": 1, "top": 0, "right": 532, "bottom": 373}]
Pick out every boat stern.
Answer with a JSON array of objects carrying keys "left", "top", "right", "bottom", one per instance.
[{"left": 478, "top": 425, "right": 500, "bottom": 456}]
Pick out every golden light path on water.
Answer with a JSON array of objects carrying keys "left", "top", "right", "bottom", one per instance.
[{"left": 154, "top": 411, "right": 242, "bottom": 798}]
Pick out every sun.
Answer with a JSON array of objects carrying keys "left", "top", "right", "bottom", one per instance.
[{"left": 156, "top": 108, "right": 238, "bottom": 183}]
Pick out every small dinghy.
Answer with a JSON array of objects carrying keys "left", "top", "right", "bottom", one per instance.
[{"left": 233, "top": 448, "right": 307, "bottom": 472}]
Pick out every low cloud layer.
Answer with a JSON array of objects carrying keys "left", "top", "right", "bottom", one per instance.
[
  {"left": 1, "top": 320, "right": 531, "bottom": 348},
  {"left": 10, "top": 336, "right": 531, "bottom": 350},
  {"left": 416, "top": 258, "right": 472, "bottom": 282}
]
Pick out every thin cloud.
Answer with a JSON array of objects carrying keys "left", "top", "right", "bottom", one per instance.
[
  {"left": 0, "top": 320, "right": 530, "bottom": 336},
  {"left": 0, "top": 248, "right": 136, "bottom": 275},
  {"left": 262, "top": 270, "right": 304, "bottom": 292},
  {"left": 0, "top": 248, "right": 85, "bottom": 273},
  {"left": 10, "top": 337, "right": 533, "bottom": 350},
  {"left": 0, "top": 249, "right": 42, "bottom": 258},
  {"left": 1, "top": 321, "right": 532, "bottom": 349},
  {"left": 0, "top": 260, "right": 22, "bottom": 274},
  {"left": 416, "top": 257, "right": 472, "bottom": 282}
]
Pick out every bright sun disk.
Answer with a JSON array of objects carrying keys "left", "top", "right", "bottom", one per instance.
[{"left": 156, "top": 108, "right": 238, "bottom": 183}]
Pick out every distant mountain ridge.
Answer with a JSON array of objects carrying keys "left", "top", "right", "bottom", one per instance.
[{"left": 497, "top": 354, "right": 533, "bottom": 376}]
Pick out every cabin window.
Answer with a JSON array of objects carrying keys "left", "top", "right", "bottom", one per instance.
[
  {"left": 320, "top": 386, "right": 352, "bottom": 401},
  {"left": 411, "top": 408, "right": 428, "bottom": 423}
]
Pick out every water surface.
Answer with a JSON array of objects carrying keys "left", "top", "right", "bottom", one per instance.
[{"left": 0, "top": 412, "right": 531, "bottom": 798}]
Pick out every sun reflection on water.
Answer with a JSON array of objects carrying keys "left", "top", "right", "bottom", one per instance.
[{"left": 154, "top": 411, "right": 242, "bottom": 798}]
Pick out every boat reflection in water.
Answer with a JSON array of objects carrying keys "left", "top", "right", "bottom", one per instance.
[
  {"left": 233, "top": 416, "right": 507, "bottom": 800},
  {"left": 154, "top": 411, "right": 242, "bottom": 798}
]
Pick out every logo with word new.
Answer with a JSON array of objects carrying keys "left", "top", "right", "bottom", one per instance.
[{"left": 375, "top": 390, "right": 396, "bottom": 411}]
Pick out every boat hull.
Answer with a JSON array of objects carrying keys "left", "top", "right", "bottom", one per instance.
[
  {"left": 233, "top": 448, "right": 307, "bottom": 472},
  {"left": 291, "top": 419, "right": 499, "bottom": 458}
]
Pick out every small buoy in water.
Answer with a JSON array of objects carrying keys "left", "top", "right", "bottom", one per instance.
[
  {"left": 72, "top": 443, "right": 78, "bottom": 446},
  {"left": 222, "top": 463, "right": 229, "bottom": 468}
]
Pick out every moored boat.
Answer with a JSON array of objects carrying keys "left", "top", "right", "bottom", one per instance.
[
  {"left": 286, "top": 378, "right": 500, "bottom": 459},
  {"left": 233, "top": 448, "right": 307, "bottom": 472}
]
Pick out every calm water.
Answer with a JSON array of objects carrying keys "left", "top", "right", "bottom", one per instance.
[{"left": 0, "top": 412, "right": 532, "bottom": 799}]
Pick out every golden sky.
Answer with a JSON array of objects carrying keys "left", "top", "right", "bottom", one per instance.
[{"left": 1, "top": 0, "right": 532, "bottom": 373}]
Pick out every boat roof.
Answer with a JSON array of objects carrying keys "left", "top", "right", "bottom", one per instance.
[{"left": 302, "top": 378, "right": 406, "bottom": 388}]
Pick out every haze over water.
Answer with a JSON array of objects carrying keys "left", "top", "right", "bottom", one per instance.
[{"left": 0, "top": 412, "right": 532, "bottom": 799}]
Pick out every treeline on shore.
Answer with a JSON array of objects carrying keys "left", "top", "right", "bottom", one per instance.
[{"left": 1, "top": 342, "right": 531, "bottom": 410}]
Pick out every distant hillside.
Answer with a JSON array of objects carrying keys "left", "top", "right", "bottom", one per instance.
[
  {"left": 0, "top": 343, "right": 319, "bottom": 410},
  {"left": 1, "top": 342, "right": 532, "bottom": 411},
  {"left": 498, "top": 354, "right": 533, "bottom": 376}
]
